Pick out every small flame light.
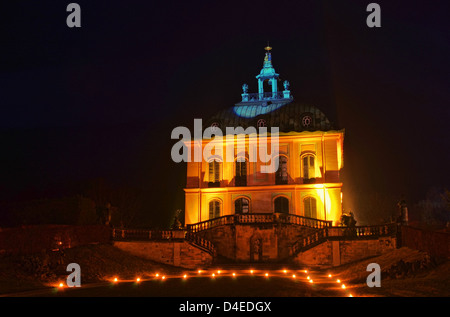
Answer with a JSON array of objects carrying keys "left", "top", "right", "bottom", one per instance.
[
  {"left": 58, "top": 282, "right": 64, "bottom": 288},
  {"left": 265, "top": 273, "right": 269, "bottom": 278},
  {"left": 183, "top": 274, "right": 187, "bottom": 279},
  {"left": 341, "top": 284, "right": 346, "bottom": 289},
  {"left": 336, "top": 279, "right": 341, "bottom": 283},
  {"left": 292, "top": 274, "right": 296, "bottom": 279},
  {"left": 113, "top": 277, "right": 118, "bottom": 283},
  {"left": 161, "top": 276, "right": 166, "bottom": 280},
  {"left": 309, "top": 279, "right": 313, "bottom": 283},
  {"left": 136, "top": 277, "right": 141, "bottom": 283},
  {"left": 328, "top": 274, "right": 332, "bottom": 278},
  {"left": 232, "top": 273, "right": 236, "bottom": 277}
]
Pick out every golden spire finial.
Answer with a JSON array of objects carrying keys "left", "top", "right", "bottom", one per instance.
[{"left": 264, "top": 42, "right": 272, "bottom": 63}]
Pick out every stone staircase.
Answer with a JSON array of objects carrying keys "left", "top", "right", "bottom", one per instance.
[
  {"left": 112, "top": 220, "right": 398, "bottom": 266},
  {"left": 185, "top": 214, "right": 333, "bottom": 263}
]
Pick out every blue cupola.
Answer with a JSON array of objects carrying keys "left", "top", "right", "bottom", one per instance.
[{"left": 241, "top": 45, "right": 292, "bottom": 103}]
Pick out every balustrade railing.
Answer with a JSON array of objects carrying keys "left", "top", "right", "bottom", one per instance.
[
  {"left": 327, "top": 223, "right": 397, "bottom": 239},
  {"left": 237, "top": 213, "right": 275, "bottom": 224},
  {"left": 112, "top": 228, "right": 186, "bottom": 241},
  {"left": 291, "top": 223, "right": 398, "bottom": 255},
  {"left": 185, "top": 232, "right": 216, "bottom": 255},
  {"left": 244, "top": 92, "right": 286, "bottom": 101},
  {"left": 187, "top": 215, "right": 236, "bottom": 233},
  {"left": 279, "top": 214, "right": 332, "bottom": 228},
  {"left": 111, "top": 228, "right": 215, "bottom": 255},
  {"left": 186, "top": 213, "right": 332, "bottom": 233},
  {"left": 291, "top": 229, "right": 327, "bottom": 255}
]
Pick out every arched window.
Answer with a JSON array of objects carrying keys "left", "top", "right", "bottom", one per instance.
[
  {"left": 208, "top": 159, "right": 221, "bottom": 187},
  {"left": 301, "top": 113, "right": 314, "bottom": 129},
  {"left": 210, "top": 122, "right": 220, "bottom": 133},
  {"left": 235, "top": 158, "right": 247, "bottom": 187},
  {"left": 235, "top": 197, "right": 250, "bottom": 214},
  {"left": 209, "top": 200, "right": 221, "bottom": 219},
  {"left": 274, "top": 196, "right": 289, "bottom": 214},
  {"left": 301, "top": 115, "right": 313, "bottom": 128},
  {"left": 303, "top": 196, "right": 317, "bottom": 218},
  {"left": 275, "top": 156, "right": 288, "bottom": 185},
  {"left": 302, "top": 154, "right": 315, "bottom": 182}
]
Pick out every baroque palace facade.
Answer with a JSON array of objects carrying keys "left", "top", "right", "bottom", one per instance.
[
  {"left": 114, "top": 47, "right": 397, "bottom": 267},
  {"left": 184, "top": 47, "right": 345, "bottom": 228}
]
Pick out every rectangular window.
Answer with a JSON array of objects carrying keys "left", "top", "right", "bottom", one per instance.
[
  {"left": 303, "top": 155, "right": 315, "bottom": 182},
  {"left": 208, "top": 160, "right": 221, "bottom": 187},
  {"left": 304, "top": 197, "right": 317, "bottom": 218},
  {"left": 209, "top": 200, "right": 220, "bottom": 219},
  {"left": 276, "top": 156, "right": 288, "bottom": 185},
  {"left": 303, "top": 156, "right": 309, "bottom": 179},
  {"left": 235, "top": 198, "right": 250, "bottom": 214},
  {"left": 235, "top": 161, "right": 247, "bottom": 186},
  {"left": 304, "top": 198, "right": 311, "bottom": 216}
]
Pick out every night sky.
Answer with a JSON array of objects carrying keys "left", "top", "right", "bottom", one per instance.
[{"left": 1, "top": 1, "right": 449, "bottom": 226}]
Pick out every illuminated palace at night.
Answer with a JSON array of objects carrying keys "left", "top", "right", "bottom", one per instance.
[{"left": 182, "top": 46, "right": 347, "bottom": 263}]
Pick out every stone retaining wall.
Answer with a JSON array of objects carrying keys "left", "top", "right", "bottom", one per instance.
[
  {"left": 294, "top": 237, "right": 396, "bottom": 267},
  {"left": 196, "top": 223, "right": 316, "bottom": 262},
  {"left": 113, "top": 241, "right": 213, "bottom": 269}
]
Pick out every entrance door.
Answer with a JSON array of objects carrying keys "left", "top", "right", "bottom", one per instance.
[{"left": 274, "top": 196, "right": 289, "bottom": 214}]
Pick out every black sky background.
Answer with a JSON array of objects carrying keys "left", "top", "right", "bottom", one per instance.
[{"left": 0, "top": 0, "right": 449, "bottom": 226}]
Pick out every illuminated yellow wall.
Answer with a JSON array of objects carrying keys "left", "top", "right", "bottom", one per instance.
[{"left": 184, "top": 130, "right": 344, "bottom": 225}]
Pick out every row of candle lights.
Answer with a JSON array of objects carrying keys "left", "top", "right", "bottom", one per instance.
[{"left": 56, "top": 268, "right": 354, "bottom": 297}]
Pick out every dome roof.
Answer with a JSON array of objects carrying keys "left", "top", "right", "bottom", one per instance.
[
  {"left": 202, "top": 46, "right": 338, "bottom": 135},
  {"left": 204, "top": 100, "right": 335, "bottom": 133}
]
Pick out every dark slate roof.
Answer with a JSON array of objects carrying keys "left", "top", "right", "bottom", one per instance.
[{"left": 204, "top": 100, "right": 335, "bottom": 133}]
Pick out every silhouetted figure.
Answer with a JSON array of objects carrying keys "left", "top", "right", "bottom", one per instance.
[
  {"left": 395, "top": 198, "right": 409, "bottom": 248},
  {"left": 340, "top": 210, "right": 357, "bottom": 237},
  {"left": 171, "top": 209, "right": 183, "bottom": 229},
  {"left": 340, "top": 211, "right": 357, "bottom": 227},
  {"left": 397, "top": 199, "right": 409, "bottom": 226}
]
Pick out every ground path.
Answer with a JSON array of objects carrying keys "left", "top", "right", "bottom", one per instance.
[{"left": 4, "top": 264, "right": 359, "bottom": 297}]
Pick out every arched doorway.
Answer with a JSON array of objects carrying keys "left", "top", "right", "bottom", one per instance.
[{"left": 274, "top": 196, "right": 289, "bottom": 214}]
